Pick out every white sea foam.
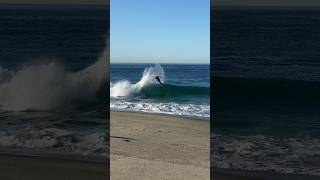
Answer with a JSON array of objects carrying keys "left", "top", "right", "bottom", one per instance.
[
  {"left": 0, "top": 128, "right": 107, "bottom": 157},
  {"left": 110, "top": 64, "right": 164, "bottom": 98},
  {"left": 212, "top": 134, "right": 320, "bottom": 175},
  {"left": 110, "top": 100, "right": 210, "bottom": 118},
  {"left": 0, "top": 50, "right": 107, "bottom": 111}
]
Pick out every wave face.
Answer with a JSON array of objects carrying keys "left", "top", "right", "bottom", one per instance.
[
  {"left": 111, "top": 64, "right": 209, "bottom": 100},
  {"left": 140, "top": 84, "right": 209, "bottom": 99},
  {"left": 110, "top": 64, "right": 210, "bottom": 118},
  {"left": 212, "top": 76, "right": 320, "bottom": 174},
  {"left": 212, "top": 76, "right": 320, "bottom": 137},
  {"left": 213, "top": 76, "right": 320, "bottom": 107},
  {"left": 0, "top": 52, "right": 107, "bottom": 111}
]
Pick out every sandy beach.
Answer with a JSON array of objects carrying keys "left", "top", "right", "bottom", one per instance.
[
  {"left": 110, "top": 111, "right": 210, "bottom": 180},
  {"left": 0, "top": 154, "right": 108, "bottom": 180}
]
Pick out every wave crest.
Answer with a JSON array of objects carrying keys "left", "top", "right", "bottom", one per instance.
[{"left": 110, "top": 64, "right": 164, "bottom": 98}]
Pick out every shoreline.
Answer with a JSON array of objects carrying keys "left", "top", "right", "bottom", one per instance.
[
  {"left": 0, "top": 146, "right": 107, "bottom": 163},
  {"left": 111, "top": 111, "right": 210, "bottom": 179},
  {"left": 0, "top": 146, "right": 108, "bottom": 179},
  {"left": 110, "top": 109, "right": 210, "bottom": 121}
]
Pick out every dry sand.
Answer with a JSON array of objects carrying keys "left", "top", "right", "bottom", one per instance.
[{"left": 110, "top": 111, "right": 210, "bottom": 180}]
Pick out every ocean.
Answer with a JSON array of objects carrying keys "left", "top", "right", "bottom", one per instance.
[
  {"left": 212, "top": 7, "right": 320, "bottom": 175},
  {"left": 110, "top": 63, "right": 210, "bottom": 119},
  {"left": 0, "top": 5, "right": 108, "bottom": 157}
]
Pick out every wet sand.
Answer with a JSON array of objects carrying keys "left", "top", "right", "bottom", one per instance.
[
  {"left": 0, "top": 154, "right": 108, "bottom": 180},
  {"left": 212, "top": 168, "right": 320, "bottom": 180}
]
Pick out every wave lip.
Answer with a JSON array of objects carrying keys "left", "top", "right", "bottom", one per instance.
[{"left": 110, "top": 64, "right": 165, "bottom": 98}]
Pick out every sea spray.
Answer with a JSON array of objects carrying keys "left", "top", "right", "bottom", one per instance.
[
  {"left": 110, "top": 64, "right": 164, "bottom": 98},
  {"left": 0, "top": 51, "right": 107, "bottom": 111}
]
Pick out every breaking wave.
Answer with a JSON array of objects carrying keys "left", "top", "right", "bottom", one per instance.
[
  {"left": 110, "top": 64, "right": 209, "bottom": 99},
  {"left": 110, "top": 64, "right": 210, "bottom": 118},
  {"left": 0, "top": 51, "right": 107, "bottom": 111}
]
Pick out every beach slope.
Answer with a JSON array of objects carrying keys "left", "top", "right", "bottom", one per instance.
[{"left": 110, "top": 111, "right": 210, "bottom": 180}]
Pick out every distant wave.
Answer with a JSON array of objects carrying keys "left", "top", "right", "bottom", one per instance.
[
  {"left": 213, "top": 76, "right": 320, "bottom": 107},
  {"left": 213, "top": 76, "right": 320, "bottom": 137},
  {"left": 0, "top": 50, "right": 107, "bottom": 111}
]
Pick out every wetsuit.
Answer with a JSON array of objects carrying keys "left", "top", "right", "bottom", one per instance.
[{"left": 155, "top": 76, "right": 163, "bottom": 85}]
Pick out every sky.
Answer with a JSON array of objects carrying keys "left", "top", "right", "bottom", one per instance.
[{"left": 111, "top": 0, "right": 210, "bottom": 64}]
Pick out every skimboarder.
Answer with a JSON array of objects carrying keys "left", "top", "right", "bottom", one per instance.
[{"left": 155, "top": 76, "right": 163, "bottom": 85}]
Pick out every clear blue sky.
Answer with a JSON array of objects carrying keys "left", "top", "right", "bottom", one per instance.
[{"left": 111, "top": 0, "right": 210, "bottom": 64}]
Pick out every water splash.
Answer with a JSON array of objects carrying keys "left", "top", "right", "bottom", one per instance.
[
  {"left": 0, "top": 51, "right": 107, "bottom": 111},
  {"left": 110, "top": 64, "right": 164, "bottom": 98}
]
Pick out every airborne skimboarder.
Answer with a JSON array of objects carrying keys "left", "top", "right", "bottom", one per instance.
[{"left": 155, "top": 76, "right": 163, "bottom": 85}]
